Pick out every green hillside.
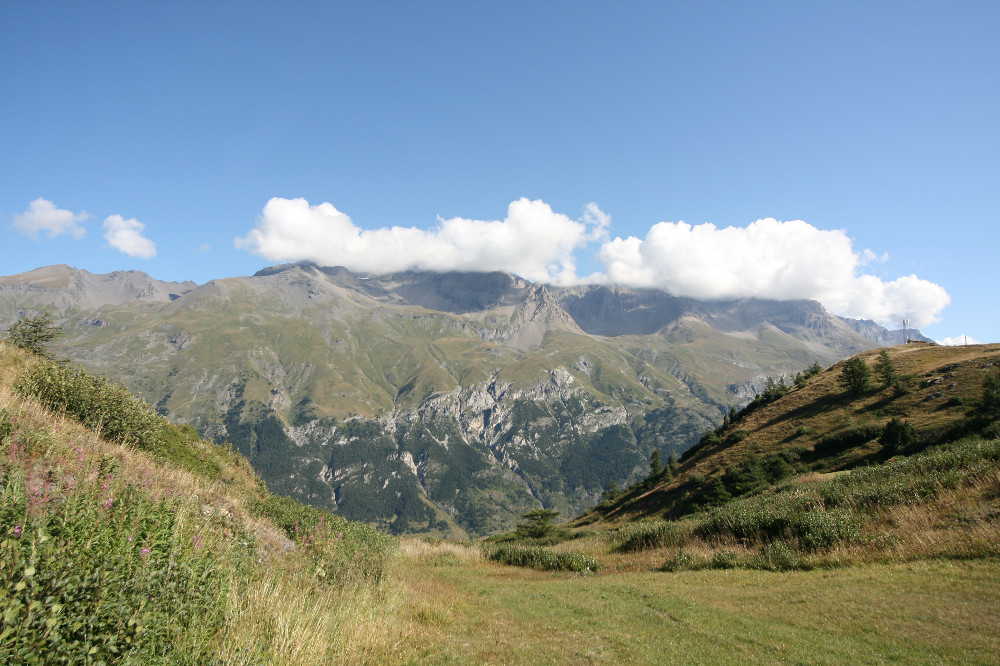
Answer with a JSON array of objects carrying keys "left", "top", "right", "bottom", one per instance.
[
  {"left": 0, "top": 342, "right": 394, "bottom": 663},
  {"left": 563, "top": 342, "right": 1000, "bottom": 571}
]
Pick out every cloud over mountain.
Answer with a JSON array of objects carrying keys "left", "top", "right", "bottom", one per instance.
[
  {"left": 236, "top": 197, "right": 950, "bottom": 328},
  {"left": 236, "top": 197, "right": 606, "bottom": 285},
  {"left": 599, "top": 218, "right": 950, "bottom": 328}
]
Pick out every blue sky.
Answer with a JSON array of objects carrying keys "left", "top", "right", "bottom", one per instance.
[{"left": 1, "top": 1, "right": 997, "bottom": 343}]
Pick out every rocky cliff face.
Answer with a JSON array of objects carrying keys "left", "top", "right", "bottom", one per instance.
[{"left": 0, "top": 263, "right": 917, "bottom": 536}]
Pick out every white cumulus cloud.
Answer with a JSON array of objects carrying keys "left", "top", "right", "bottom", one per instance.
[
  {"left": 235, "top": 198, "right": 951, "bottom": 329},
  {"left": 597, "top": 218, "right": 950, "bottom": 328},
  {"left": 12, "top": 198, "right": 88, "bottom": 239},
  {"left": 937, "top": 335, "right": 982, "bottom": 346},
  {"left": 102, "top": 215, "right": 157, "bottom": 258},
  {"left": 235, "top": 197, "right": 606, "bottom": 285}
]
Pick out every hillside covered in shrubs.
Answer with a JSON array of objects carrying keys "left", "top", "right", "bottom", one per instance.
[{"left": 563, "top": 343, "right": 1000, "bottom": 571}]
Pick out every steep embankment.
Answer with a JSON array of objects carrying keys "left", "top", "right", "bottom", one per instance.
[{"left": 0, "top": 342, "right": 395, "bottom": 664}]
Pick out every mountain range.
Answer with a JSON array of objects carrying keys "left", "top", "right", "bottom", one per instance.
[{"left": 0, "top": 263, "right": 928, "bottom": 536}]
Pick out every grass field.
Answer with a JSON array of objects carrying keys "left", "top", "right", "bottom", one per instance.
[{"left": 391, "top": 540, "right": 1000, "bottom": 664}]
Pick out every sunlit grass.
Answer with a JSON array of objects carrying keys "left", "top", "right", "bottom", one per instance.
[{"left": 390, "top": 541, "right": 1000, "bottom": 664}]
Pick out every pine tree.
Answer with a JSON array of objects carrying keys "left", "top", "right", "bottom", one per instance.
[
  {"left": 873, "top": 350, "right": 897, "bottom": 387},
  {"left": 649, "top": 449, "right": 663, "bottom": 477},
  {"left": 5, "top": 311, "right": 60, "bottom": 358},
  {"left": 838, "top": 357, "right": 871, "bottom": 396}
]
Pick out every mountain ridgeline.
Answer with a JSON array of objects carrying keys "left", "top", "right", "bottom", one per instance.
[{"left": 0, "top": 263, "right": 924, "bottom": 536}]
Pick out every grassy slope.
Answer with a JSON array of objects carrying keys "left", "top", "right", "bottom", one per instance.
[
  {"left": 0, "top": 342, "right": 397, "bottom": 664},
  {"left": 594, "top": 343, "right": 1000, "bottom": 525}
]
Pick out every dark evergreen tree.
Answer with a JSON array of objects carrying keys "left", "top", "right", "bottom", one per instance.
[
  {"left": 981, "top": 371, "right": 1000, "bottom": 419},
  {"left": 880, "top": 417, "right": 916, "bottom": 454},
  {"left": 514, "top": 509, "right": 561, "bottom": 539},
  {"left": 873, "top": 350, "right": 897, "bottom": 387},
  {"left": 649, "top": 449, "right": 663, "bottom": 477},
  {"left": 838, "top": 357, "right": 871, "bottom": 396}
]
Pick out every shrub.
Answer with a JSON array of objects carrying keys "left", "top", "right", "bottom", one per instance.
[
  {"left": 13, "top": 360, "right": 223, "bottom": 477},
  {"left": 15, "top": 361, "right": 162, "bottom": 451},
  {"left": 660, "top": 549, "right": 708, "bottom": 572},
  {"left": 880, "top": 417, "right": 917, "bottom": 454},
  {"left": 0, "top": 465, "right": 235, "bottom": 663},
  {"left": 814, "top": 425, "right": 882, "bottom": 454},
  {"left": 723, "top": 430, "right": 750, "bottom": 446},
  {"left": 710, "top": 549, "right": 739, "bottom": 569},
  {"left": 612, "top": 521, "right": 684, "bottom": 552},
  {"left": 4, "top": 311, "right": 60, "bottom": 358},
  {"left": 514, "top": 509, "right": 567, "bottom": 540},
  {"left": 483, "top": 544, "right": 600, "bottom": 572},
  {"left": 699, "top": 477, "right": 732, "bottom": 508},
  {"left": 752, "top": 541, "right": 803, "bottom": 571},
  {"left": 790, "top": 509, "right": 859, "bottom": 552}
]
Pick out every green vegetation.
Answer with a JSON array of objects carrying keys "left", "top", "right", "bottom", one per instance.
[
  {"left": 611, "top": 520, "right": 686, "bottom": 553},
  {"left": 1, "top": 455, "right": 236, "bottom": 662},
  {"left": 514, "top": 509, "right": 566, "bottom": 541},
  {"left": 2, "top": 332, "right": 999, "bottom": 663},
  {"left": 0, "top": 343, "right": 395, "bottom": 663},
  {"left": 4, "top": 312, "right": 60, "bottom": 359},
  {"left": 599, "top": 432, "right": 998, "bottom": 571},
  {"left": 838, "top": 356, "right": 871, "bottom": 395},
  {"left": 393, "top": 541, "right": 1000, "bottom": 663},
  {"left": 578, "top": 345, "right": 1000, "bottom": 576},
  {"left": 873, "top": 349, "right": 897, "bottom": 387},
  {"left": 483, "top": 543, "right": 600, "bottom": 572}
]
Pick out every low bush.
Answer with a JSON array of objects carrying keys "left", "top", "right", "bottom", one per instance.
[
  {"left": 710, "top": 549, "right": 739, "bottom": 569},
  {"left": 813, "top": 425, "right": 882, "bottom": 455},
  {"left": 483, "top": 544, "right": 600, "bottom": 572},
  {"left": 660, "top": 549, "right": 708, "bottom": 572},
  {"left": 612, "top": 521, "right": 685, "bottom": 552},
  {"left": 14, "top": 360, "right": 236, "bottom": 479},
  {"left": 0, "top": 457, "right": 241, "bottom": 663},
  {"left": 751, "top": 541, "right": 805, "bottom": 571},
  {"left": 15, "top": 362, "right": 161, "bottom": 450}
]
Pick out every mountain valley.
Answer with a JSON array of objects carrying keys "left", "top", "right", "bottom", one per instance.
[{"left": 0, "top": 263, "right": 924, "bottom": 536}]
